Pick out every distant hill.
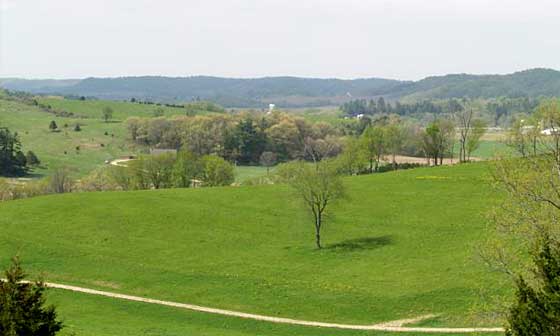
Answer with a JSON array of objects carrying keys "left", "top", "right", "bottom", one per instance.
[
  {"left": 0, "top": 76, "right": 404, "bottom": 108},
  {"left": 393, "top": 68, "right": 560, "bottom": 101},
  {"left": 3, "top": 68, "right": 560, "bottom": 107}
]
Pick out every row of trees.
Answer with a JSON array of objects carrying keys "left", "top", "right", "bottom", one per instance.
[
  {"left": 109, "top": 152, "right": 235, "bottom": 190},
  {"left": 341, "top": 98, "right": 446, "bottom": 116},
  {"left": 341, "top": 97, "right": 542, "bottom": 127}
]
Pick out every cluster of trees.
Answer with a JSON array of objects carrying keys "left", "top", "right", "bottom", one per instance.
[
  {"left": 1, "top": 152, "right": 235, "bottom": 201},
  {"left": 108, "top": 152, "right": 234, "bottom": 191},
  {"left": 484, "top": 99, "right": 560, "bottom": 334},
  {"left": 125, "top": 112, "right": 344, "bottom": 165},
  {"left": 0, "top": 127, "right": 40, "bottom": 176},
  {"left": 505, "top": 99, "right": 560, "bottom": 158}
]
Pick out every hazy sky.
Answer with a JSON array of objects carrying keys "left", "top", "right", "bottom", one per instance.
[{"left": 1, "top": 0, "right": 560, "bottom": 80}]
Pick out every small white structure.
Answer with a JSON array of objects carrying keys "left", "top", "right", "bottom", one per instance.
[
  {"left": 356, "top": 114, "right": 365, "bottom": 120},
  {"left": 268, "top": 104, "right": 275, "bottom": 114},
  {"left": 542, "top": 128, "right": 558, "bottom": 136}
]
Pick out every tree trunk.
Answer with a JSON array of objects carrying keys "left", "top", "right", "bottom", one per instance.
[{"left": 315, "top": 213, "right": 322, "bottom": 249}]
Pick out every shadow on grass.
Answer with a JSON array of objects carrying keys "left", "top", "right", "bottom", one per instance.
[{"left": 327, "top": 235, "right": 393, "bottom": 251}]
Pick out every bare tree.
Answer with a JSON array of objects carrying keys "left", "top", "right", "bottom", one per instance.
[
  {"left": 279, "top": 161, "right": 345, "bottom": 249},
  {"left": 304, "top": 136, "right": 342, "bottom": 168},
  {"left": 259, "top": 151, "right": 277, "bottom": 174},
  {"left": 457, "top": 108, "right": 473, "bottom": 163},
  {"left": 48, "top": 167, "right": 73, "bottom": 193},
  {"left": 102, "top": 107, "right": 114, "bottom": 123}
]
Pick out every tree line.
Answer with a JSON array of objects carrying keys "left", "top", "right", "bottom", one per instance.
[{"left": 341, "top": 96, "right": 542, "bottom": 127}]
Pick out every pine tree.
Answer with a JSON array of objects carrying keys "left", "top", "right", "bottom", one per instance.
[
  {"left": 25, "top": 151, "right": 40, "bottom": 166},
  {"left": 506, "top": 237, "right": 560, "bottom": 335},
  {"left": 48, "top": 121, "right": 58, "bottom": 132},
  {"left": 0, "top": 256, "right": 63, "bottom": 335}
]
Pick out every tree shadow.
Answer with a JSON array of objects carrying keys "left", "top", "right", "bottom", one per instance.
[{"left": 327, "top": 235, "right": 393, "bottom": 251}]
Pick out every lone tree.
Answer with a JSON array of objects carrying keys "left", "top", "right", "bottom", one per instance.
[
  {"left": 74, "top": 124, "right": 81, "bottom": 132},
  {"left": 48, "top": 120, "right": 58, "bottom": 132},
  {"left": 279, "top": 161, "right": 345, "bottom": 249},
  {"left": 361, "top": 125, "right": 385, "bottom": 172},
  {"left": 259, "top": 151, "right": 277, "bottom": 174},
  {"left": 0, "top": 256, "right": 63, "bottom": 335},
  {"left": 102, "top": 107, "right": 113, "bottom": 123}
]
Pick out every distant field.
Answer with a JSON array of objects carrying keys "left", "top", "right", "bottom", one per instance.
[
  {"left": 470, "top": 140, "right": 509, "bottom": 159},
  {"left": 0, "top": 98, "right": 133, "bottom": 177},
  {"left": 235, "top": 166, "right": 272, "bottom": 183},
  {"left": 0, "top": 163, "right": 506, "bottom": 335}
]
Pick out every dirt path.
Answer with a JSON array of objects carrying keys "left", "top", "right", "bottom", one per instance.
[
  {"left": 38, "top": 281, "right": 503, "bottom": 333},
  {"left": 109, "top": 158, "right": 134, "bottom": 167},
  {"left": 386, "top": 155, "right": 482, "bottom": 166}
]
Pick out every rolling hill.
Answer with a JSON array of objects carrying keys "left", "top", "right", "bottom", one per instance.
[
  {"left": 0, "top": 163, "right": 505, "bottom": 335},
  {"left": 2, "top": 68, "right": 560, "bottom": 108}
]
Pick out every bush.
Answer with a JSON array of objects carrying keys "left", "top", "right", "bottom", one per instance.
[
  {"left": 376, "top": 162, "right": 424, "bottom": 173},
  {"left": 201, "top": 155, "right": 234, "bottom": 187}
]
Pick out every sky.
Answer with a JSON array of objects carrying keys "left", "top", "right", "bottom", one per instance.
[{"left": 1, "top": 0, "right": 560, "bottom": 80}]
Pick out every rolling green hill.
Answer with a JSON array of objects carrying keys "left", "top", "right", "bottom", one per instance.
[{"left": 0, "top": 163, "right": 505, "bottom": 335}]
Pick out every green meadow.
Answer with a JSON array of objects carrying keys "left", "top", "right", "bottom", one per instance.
[
  {"left": 0, "top": 98, "right": 133, "bottom": 177},
  {"left": 0, "top": 163, "right": 506, "bottom": 335}
]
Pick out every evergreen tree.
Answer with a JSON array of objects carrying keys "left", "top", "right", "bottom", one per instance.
[
  {"left": 0, "top": 256, "right": 63, "bottom": 336},
  {"left": 48, "top": 121, "right": 58, "bottom": 132},
  {"left": 0, "top": 127, "right": 28, "bottom": 176},
  {"left": 25, "top": 151, "right": 40, "bottom": 166},
  {"left": 506, "top": 237, "right": 560, "bottom": 336}
]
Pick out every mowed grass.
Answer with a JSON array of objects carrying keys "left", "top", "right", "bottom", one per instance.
[
  {"left": 37, "top": 97, "right": 188, "bottom": 120},
  {"left": 0, "top": 163, "right": 506, "bottom": 335},
  {"left": 48, "top": 289, "right": 498, "bottom": 336},
  {"left": 0, "top": 99, "right": 133, "bottom": 177}
]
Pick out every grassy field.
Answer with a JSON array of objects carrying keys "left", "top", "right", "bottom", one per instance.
[
  {"left": 36, "top": 97, "right": 188, "bottom": 120},
  {"left": 0, "top": 163, "right": 506, "bottom": 335},
  {"left": 235, "top": 166, "right": 272, "bottom": 183},
  {"left": 0, "top": 98, "right": 133, "bottom": 177},
  {"left": 48, "top": 289, "right": 495, "bottom": 336}
]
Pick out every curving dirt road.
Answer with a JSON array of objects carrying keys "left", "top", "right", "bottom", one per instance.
[{"left": 38, "top": 281, "right": 503, "bottom": 333}]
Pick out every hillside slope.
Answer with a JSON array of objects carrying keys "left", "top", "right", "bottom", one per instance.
[{"left": 0, "top": 164, "right": 505, "bottom": 335}]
